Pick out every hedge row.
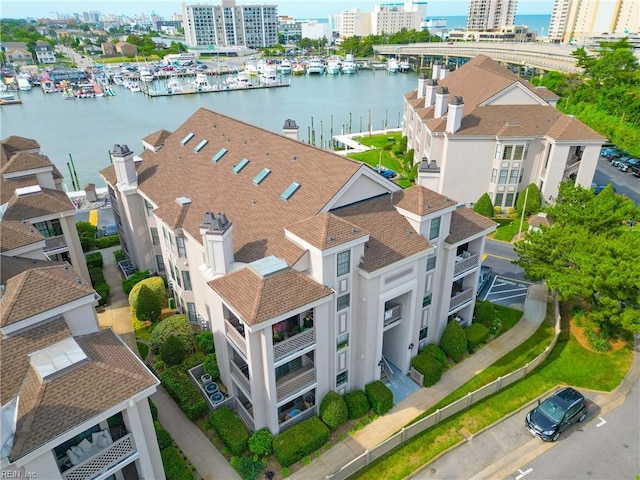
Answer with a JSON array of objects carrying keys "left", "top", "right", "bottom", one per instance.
[
  {"left": 85, "top": 251, "right": 103, "bottom": 269},
  {"left": 319, "top": 391, "right": 348, "bottom": 429},
  {"left": 208, "top": 406, "right": 249, "bottom": 456},
  {"left": 365, "top": 380, "right": 393, "bottom": 415},
  {"left": 129, "top": 276, "right": 166, "bottom": 312},
  {"left": 273, "top": 417, "right": 330, "bottom": 468},
  {"left": 343, "top": 390, "right": 370, "bottom": 420},
  {"left": 411, "top": 351, "right": 444, "bottom": 387},
  {"left": 160, "top": 365, "right": 208, "bottom": 421},
  {"left": 439, "top": 320, "right": 467, "bottom": 362},
  {"left": 123, "top": 270, "right": 151, "bottom": 295},
  {"left": 466, "top": 323, "right": 490, "bottom": 352},
  {"left": 94, "top": 234, "right": 120, "bottom": 249},
  {"left": 160, "top": 445, "right": 194, "bottom": 480}
]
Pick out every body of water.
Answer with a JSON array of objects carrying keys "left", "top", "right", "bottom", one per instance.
[{"left": 1, "top": 71, "right": 419, "bottom": 188}]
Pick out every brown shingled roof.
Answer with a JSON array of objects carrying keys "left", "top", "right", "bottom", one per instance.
[
  {"left": 332, "top": 194, "right": 433, "bottom": 272},
  {"left": 393, "top": 185, "right": 457, "bottom": 216},
  {"left": 0, "top": 221, "right": 45, "bottom": 252},
  {"left": 1, "top": 264, "right": 95, "bottom": 327},
  {"left": 7, "top": 328, "right": 157, "bottom": 460},
  {"left": 2, "top": 186, "right": 75, "bottom": 221},
  {"left": 209, "top": 267, "right": 333, "bottom": 326},
  {"left": 1, "top": 136, "right": 40, "bottom": 153},
  {"left": 286, "top": 212, "right": 369, "bottom": 250},
  {"left": 445, "top": 208, "right": 497, "bottom": 245},
  {"left": 0, "top": 256, "right": 65, "bottom": 284},
  {"left": 143, "top": 129, "right": 172, "bottom": 148},
  {"left": 154, "top": 198, "right": 192, "bottom": 229},
  {"left": 1, "top": 152, "right": 54, "bottom": 175}
]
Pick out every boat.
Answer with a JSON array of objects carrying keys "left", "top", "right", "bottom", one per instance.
[
  {"left": 277, "top": 59, "right": 292, "bottom": 75},
  {"left": 306, "top": 58, "right": 325, "bottom": 75},
  {"left": 243, "top": 62, "right": 259, "bottom": 77},
  {"left": 139, "top": 69, "right": 155, "bottom": 82},
  {"left": 398, "top": 59, "right": 411, "bottom": 72},
  {"left": 112, "top": 73, "right": 124, "bottom": 85},
  {"left": 341, "top": 60, "right": 357, "bottom": 74},
  {"left": 232, "top": 71, "right": 253, "bottom": 88},
  {"left": 386, "top": 59, "right": 400, "bottom": 73},
  {"left": 62, "top": 89, "right": 75, "bottom": 100},
  {"left": 194, "top": 73, "right": 214, "bottom": 92},
  {"left": 0, "top": 92, "right": 16, "bottom": 101},
  {"left": 17, "top": 75, "right": 32, "bottom": 91},
  {"left": 166, "top": 77, "right": 183, "bottom": 94},
  {"left": 326, "top": 59, "right": 341, "bottom": 75},
  {"left": 292, "top": 62, "right": 305, "bottom": 76},
  {"left": 259, "top": 67, "right": 278, "bottom": 86}
]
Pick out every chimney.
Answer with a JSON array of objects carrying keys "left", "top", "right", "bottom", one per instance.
[
  {"left": 199, "top": 212, "right": 233, "bottom": 275},
  {"left": 424, "top": 79, "right": 437, "bottom": 107},
  {"left": 434, "top": 86, "right": 449, "bottom": 119},
  {"left": 282, "top": 119, "right": 299, "bottom": 141},
  {"left": 111, "top": 144, "right": 137, "bottom": 187},
  {"left": 439, "top": 66, "right": 450, "bottom": 79},
  {"left": 417, "top": 73, "right": 428, "bottom": 99},
  {"left": 431, "top": 61, "right": 441, "bottom": 80},
  {"left": 446, "top": 96, "right": 464, "bottom": 133}
]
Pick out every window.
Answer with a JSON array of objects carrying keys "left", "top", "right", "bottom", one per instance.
[
  {"left": 337, "top": 294, "right": 350, "bottom": 311},
  {"left": 419, "top": 326, "right": 428, "bottom": 341},
  {"left": 182, "top": 271, "right": 192, "bottom": 291},
  {"left": 150, "top": 227, "right": 159, "bottom": 245},
  {"left": 514, "top": 145, "right": 525, "bottom": 160},
  {"left": 174, "top": 266, "right": 182, "bottom": 287},
  {"left": 429, "top": 217, "right": 441, "bottom": 240},
  {"left": 162, "top": 227, "right": 169, "bottom": 243},
  {"left": 336, "top": 333, "right": 349, "bottom": 349},
  {"left": 502, "top": 145, "right": 513, "bottom": 160},
  {"left": 156, "top": 255, "right": 165, "bottom": 272},
  {"left": 176, "top": 236, "right": 186, "bottom": 257},
  {"left": 145, "top": 200, "right": 154, "bottom": 216},
  {"left": 193, "top": 139, "right": 208, "bottom": 152},
  {"left": 509, "top": 169, "right": 519, "bottom": 184},
  {"left": 181, "top": 132, "right": 194, "bottom": 145},
  {"left": 281, "top": 181, "right": 301, "bottom": 200},
  {"left": 426, "top": 255, "right": 437, "bottom": 271},
  {"left": 495, "top": 193, "right": 504, "bottom": 206},
  {"left": 212, "top": 147, "right": 228, "bottom": 162},
  {"left": 233, "top": 158, "right": 249, "bottom": 173},
  {"left": 490, "top": 168, "right": 497, "bottom": 183},
  {"left": 187, "top": 302, "right": 196, "bottom": 322},
  {"left": 337, "top": 251, "right": 350, "bottom": 276},
  {"left": 253, "top": 168, "right": 271, "bottom": 185},
  {"left": 422, "top": 293, "right": 432, "bottom": 307},
  {"left": 498, "top": 169, "right": 508, "bottom": 184},
  {"left": 336, "top": 371, "right": 348, "bottom": 387},
  {"left": 505, "top": 193, "right": 515, "bottom": 207}
]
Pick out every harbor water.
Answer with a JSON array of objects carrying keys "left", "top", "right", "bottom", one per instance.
[{"left": 1, "top": 70, "right": 418, "bottom": 188}]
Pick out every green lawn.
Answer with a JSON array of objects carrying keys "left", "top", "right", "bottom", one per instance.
[
  {"left": 493, "top": 218, "right": 529, "bottom": 242},
  {"left": 355, "top": 132, "right": 402, "bottom": 148},
  {"left": 347, "top": 149, "right": 402, "bottom": 172},
  {"left": 354, "top": 301, "right": 633, "bottom": 479},
  {"left": 494, "top": 304, "right": 523, "bottom": 337}
]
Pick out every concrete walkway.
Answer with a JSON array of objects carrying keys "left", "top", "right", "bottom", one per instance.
[
  {"left": 289, "top": 284, "right": 549, "bottom": 480},
  {"left": 93, "top": 245, "right": 240, "bottom": 480}
]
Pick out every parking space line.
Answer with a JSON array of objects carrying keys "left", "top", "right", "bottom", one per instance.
[
  {"left": 596, "top": 417, "right": 607, "bottom": 427},
  {"left": 490, "top": 287, "right": 528, "bottom": 294},
  {"left": 515, "top": 468, "right": 533, "bottom": 480},
  {"left": 488, "top": 292, "right": 529, "bottom": 301}
]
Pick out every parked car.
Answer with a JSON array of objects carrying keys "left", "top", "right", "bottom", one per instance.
[
  {"left": 103, "top": 223, "right": 118, "bottom": 236},
  {"left": 600, "top": 147, "right": 625, "bottom": 161},
  {"left": 374, "top": 167, "right": 397, "bottom": 179},
  {"left": 525, "top": 387, "right": 589, "bottom": 442},
  {"left": 476, "top": 265, "right": 492, "bottom": 296},
  {"left": 632, "top": 164, "right": 640, "bottom": 177},
  {"left": 618, "top": 156, "right": 639, "bottom": 172}
]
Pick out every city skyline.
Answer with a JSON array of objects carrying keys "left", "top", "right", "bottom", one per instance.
[{"left": 2, "top": 0, "right": 554, "bottom": 21}]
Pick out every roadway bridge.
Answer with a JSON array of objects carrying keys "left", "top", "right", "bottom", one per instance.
[{"left": 373, "top": 42, "right": 588, "bottom": 74}]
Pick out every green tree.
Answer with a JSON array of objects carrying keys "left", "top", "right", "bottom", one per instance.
[
  {"left": 135, "top": 284, "right": 162, "bottom": 322},
  {"left": 514, "top": 182, "right": 640, "bottom": 334},
  {"left": 516, "top": 183, "right": 542, "bottom": 217},
  {"left": 473, "top": 193, "right": 494, "bottom": 217},
  {"left": 160, "top": 334, "right": 187, "bottom": 366}
]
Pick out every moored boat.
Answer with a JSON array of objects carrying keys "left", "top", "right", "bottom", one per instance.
[
  {"left": 278, "top": 59, "right": 292, "bottom": 75},
  {"left": 17, "top": 74, "right": 32, "bottom": 91},
  {"left": 292, "top": 62, "right": 305, "bottom": 75},
  {"left": 386, "top": 59, "right": 400, "bottom": 73},
  {"left": 306, "top": 58, "right": 325, "bottom": 75},
  {"left": 326, "top": 59, "right": 341, "bottom": 75}
]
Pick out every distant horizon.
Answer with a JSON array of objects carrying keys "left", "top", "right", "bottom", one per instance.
[{"left": 1, "top": 0, "right": 554, "bottom": 21}]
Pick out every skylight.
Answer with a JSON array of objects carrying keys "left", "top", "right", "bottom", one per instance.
[
  {"left": 212, "top": 148, "right": 227, "bottom": 162},
  {"left": 281, "top": 182, "right": 300, "bottom": 200},
  {"left": 253, "top": 168, "right": 271, "bottom": 185},
  {"left": 181, "top": 132, "right": 195, "bottom": 145},
  {"left": 233, "top": 158, "right": 249, "bottom": 174},
  {"left": 29, "top": 337, "right": 88, "bottom": 382},
  {"left": 194, "top": 139, "right": 208, "bottom": 152}
]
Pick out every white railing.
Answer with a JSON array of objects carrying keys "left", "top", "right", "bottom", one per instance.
[
  {"left": 230, "top": 361, "right": 251, "bottom": 398},
  {"left": 563, "top": 161, "right": 580, "bottom": 178},
  {"left": 276, "top": 366, "right": 316, "bottom": 403},
  {"left": 273, "top": 328, "right": 315, "bottom": 362},
  {"left": 234, "top": 398, "right": 255, "bottom": 431},
  {"left": 453, "top": 253, "right": 479, "bottom": 277},
  {"left": 225, "top": 318, "right": 247, "bottom": 357},
  {"left": 448, "top": 287, "right": 474, "bottom": 313},
  {"left": 62, "top": 433, "right": 136, "bottom": 480},
  {"left": 383, "top": 305, "right": 402, "bottom": 328}
]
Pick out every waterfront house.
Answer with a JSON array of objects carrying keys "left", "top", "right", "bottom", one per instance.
[
  {"left": 0, "top": 136, "right": 90, "bottom": 282},
  {"left": 100, "top": 108, "right": 496, "bottom": 434},
  {"left": 0, "top": 43, "right": 34, "bottom": 67},
  {"left": 34, "top": 41, "right": 56, "bottom": 64},
  {"left": 402, "top": 55, "right": 605, "bottom": 209}
]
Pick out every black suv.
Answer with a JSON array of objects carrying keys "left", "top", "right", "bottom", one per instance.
[{"left": 525, "top": 387, "right": 589, "bottom": 441}]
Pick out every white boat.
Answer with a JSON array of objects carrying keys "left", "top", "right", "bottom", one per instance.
[
  {"left": 277, "top": 59, "right": 292, "bottom": 75},
  {"left": 398, "top": 60, "right": 411, "bottom": 72},
  {"left": 306, "top": 58, "right": 325, "bottom": 75},
  {"left": 243, "top": 63, "right": 259, "bottom": 77},
  {"left": 194, "top": 73, "right": 214, "bottom": 92},
  {"left": 17, "top": 75, "right": 32, "bottom": 91},
  {"left": 326, "top": 60, "right": 341, "bottom": 75},
  {"left": 128, "top": 82, "right": 141, "bottom": 93},
  {"left": 139, "top": 69, "right": 155, "bottom": 82},
  {"left": 166, "top": 77, "right": 183, "bottom": 94},
  {"left": 0, "top": 92, "right": 16, "bottom": 101},
  {"left": 341, "top": 61, "right": 357, "bottom": 74},
  {"left": 386, "top": 59, "right": 400, "bottom": 73},
  {"left": 226, "top": 71, "right": 253, "bottom": 89},
  {"left": 259, "top": 67, "right": 278, "bottom": 86},
  {"left": 112, "top": 73, "right": 124, "bottom": 85}
]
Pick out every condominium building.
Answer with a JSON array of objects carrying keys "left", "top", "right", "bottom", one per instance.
[
  {"left": 336, "top": 1, "right": 427, "bottom": 38},
  {"left": 182, "top": 0, "right": 278, "bottom": 49},
  {"left": 548, "top": 0, "right": 640, "bottom": 44},
  {"left": 402, "top": 55, "right": 605, "bottom": 209},
  {"left": 466, "top": 0, "right": 517, "bottom": 30},
  {"left": 100, "top": 108, "right": 496, "bottom": 435},
  {"left": 0, "top": 232, "right": 164, "bottom": 479},
  {"left": 0, "top": 136, "right": 90, "bottom": 282}
]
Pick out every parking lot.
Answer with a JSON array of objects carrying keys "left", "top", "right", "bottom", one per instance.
[{"left": 481, "top": 275, "right": 531, "bottom": 311}]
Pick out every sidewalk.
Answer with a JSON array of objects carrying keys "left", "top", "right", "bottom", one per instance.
[
  {"left": 289, "top": 283, "right": 549, "bottom": 480},
  {"left": 94, "top": 245, "right": 240, "bottom": 480}
]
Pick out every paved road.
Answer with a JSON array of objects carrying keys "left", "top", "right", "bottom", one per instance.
[{"left": 482, "top": 239, "right": 527, "bottom": 282}]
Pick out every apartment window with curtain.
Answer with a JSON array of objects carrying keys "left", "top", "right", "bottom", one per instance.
[
  {"left": 337, "top": 250, "right": 350, "bottom": 276},
  {"left": 495, "top": 193, "right": 504, "bottom": 206},
  {"left": 419, "top": 326, "right": 428, "bottom": 341},
  {"left": 176, "top": 236, "right": 186, "bottom": 258},
  {"left": 181, "top": 270, "right": 192, "bottom": 291},
  {"left": 150, "top": 227, "right": 160, "bottom": 245},
  {"left": 429, "top": 217, "right": 441, "bottom": 240},
  {"left": 506, "top": 193, "right": 515, "bottom": 206},
  {"left": 336, "top": 371, "right": 348, "bottom": 387}
]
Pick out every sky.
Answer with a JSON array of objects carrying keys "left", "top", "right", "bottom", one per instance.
[{"left": 1, "top": 0, "right": 554, "bottom": 20}]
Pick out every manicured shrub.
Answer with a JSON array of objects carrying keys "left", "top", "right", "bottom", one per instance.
[
  {"left": 122, "top": 270, "right": 150, "bottom": 295},
  {"left": 88, "top": 267, "right": 104, "bottom": 286},
  {"left": 149, "top": 399, "right": 158, "bottom": 421},
  {"left": 85, "top": 251, "right": 103, "bottom": 269},
  {"left": 160, "top": 366, "right": 208, "bottom": 421},
  {"left": 114, "top": 249, "right": 126, "bottom": 262},
  {"left": 160, "top": 445, "right": 194, "bottom": 480},
  {"left": 365, "top": 380, "right": 393, "bottom": 415},
  {"left": 181, "top": 352, "right": 206, "bottom": 370},
  {"left": 473, "top": 193, "right": 494, "bottom": 218},
  {"left": 196, "top": 331, "right": 215, "bottom": 353},
  {"left": 154, "top": 421, "right": 172, "bottom": 450},
  {"left": 129, "top": 276, "right": 166, "bottom": 312},
  {"left": 150, "top": 314, "right": 196, "bottom": 354},
  {"left": 208, "top": 406, "right": 249, "bottom": 456},
  {"left": 474, "top": 300, "right": 499, "bottom": 333},
  {"left": 80, "top": 235, "right": 96, "bottom": 252},
  {"left": 421, "top": 344, "right": 447, "bottom": 368},
  {"left": 137, "top": 342, "right": 149, "bottom": 361},
  {"left": 494, "top": 206, "right": 503, "bottom": 216},
  {"left": 319, "top": 390, "right": 348, "bottom": 429},
  {"left": 248, "top": 428, "right": 274, "bottom": 456},
  {"left": 203, "top": 353, "right": 219, "bottom": 379},
  {"left": 94, "top": 282, "right": 110, "bottom": 306},
  {"left": 506, "top": 206, "right": 517, "bottom": 218},
  {"left": 440, "top": 320, "right": 467, "bottom": 362},
  {"left": 516, "top": 183, "right": 542, "bottom": 217},
  {"left": 161, "top": 335, "right": 188, "bottom": 366},
  {"left": 343, "top": 390, "right": 370, "bottom": 420},
  {"left": 466, "top": 323, "right": 490, "bottom": 352},
  {"left": 273, "top": 417, "right": 330, "bottom": 468},
  {"left": 230, "top": 455, "right": 264, "bottom": 480},
  {"left": 94, "top": 235, "right": 120, "bottom": 249},
  {"left": 411, "top": 352, "right": 444, "bottom": 387},
  {"left": 135, "top": 285, "right": 162, "bottom": 323}
]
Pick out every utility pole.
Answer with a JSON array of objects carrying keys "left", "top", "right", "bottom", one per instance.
[{"left": 518, "top": 186, "right": 529, "bottom": 238}]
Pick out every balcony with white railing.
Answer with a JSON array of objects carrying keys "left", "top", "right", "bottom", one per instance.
[
  {"left": 273, "top": 327, "right": 315, "bottom": 362},
  {"left": 276, "top": 364, "right": 316, "bottom": 403},
  {"left": 230, "top": 360, "right": 251, "bottom": 398},
  {"left": 563, "top": 160, "right": 581, "bottom": 178},
  {"left": 62, "top": 433, "right": 136, "bottom": 480},
  {"left": 225, "top": 318, "right": 247, "bottom": 357},
  {"left": 453, "top": 252, "right": 479, "bottom": 278},
  {"left": 383, "top": 304, "right": 402, "bottom": 328},
  {"left": 279, "top": 404, "right": 316, "bottom": 432},
  {"left": 448, "top": 287, "right": 474, "bottom": 313}
]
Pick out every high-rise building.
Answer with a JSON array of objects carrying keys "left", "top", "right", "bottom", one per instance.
[
  {"left": 336, "top": 1, "right": 427, "bottom": 39},
  {"left": 548, "top": 0, "right": 640, "bottom": 44},
  {"left": 182, "top": 0, "right": 278, "bottom": 49},
  {"left": 466, "top": 0, "right": 517, "bottom": 30}
]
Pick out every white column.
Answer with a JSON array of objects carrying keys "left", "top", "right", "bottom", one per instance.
[{"left": 123, "top": 400, "right": 166, "bottom": 480}]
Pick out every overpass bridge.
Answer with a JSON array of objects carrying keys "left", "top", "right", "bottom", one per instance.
[{"left": 373, "top": 42, "right": 588, "bottom": 74}]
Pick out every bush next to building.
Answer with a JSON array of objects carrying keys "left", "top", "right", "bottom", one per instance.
[
  {"left": 129, "top": 276, "right": 166, "bottom": 312},
  {"left": 195, "top": 331, "right": 215, "bottom": 353},
  {"left": 422, "top": 344, "right": 448, "bottom": 368},
  {"left": 160, "top": 445, "right": 194, "bottom": 480},
  {"left": 94, "top": 282, "right": 110, "bottom": 306},
  {"left": 343, "top": 390, "right": 370, "bottom": 420},
  {"left": 411, "top": 352, "right": 444, "bottom": 387},
  {"left": 365, "top": 380, "right": 393, "bottom": 415},
  {"left": 160, "top": 365, "right": 208, "bottom": 421},
  {"left": 474, "top": 300, "right": 500, "bottom": 333},
  {"left": 181, "top": 352, "right": 206, "bottom": 370},
  {"left": 208, "top": 406, "right": 249, "bottom": 456},
  {"left": 135, "top": 285, "right": 163, "bottom": 323},
  {"left": 466, "top": 323, "right": 490, "bottom": 352},
  {"left": 94, "top": 234, "right": 120, "bottom": 249},
  {"left": 149, "top": 399, "right": 158, "bottom": 421},
  {"left": 154, "top": 421, "right": 173, "bottom": 450},
  {"left": 473, "top": 193, "right": 495, "bottom": 218},
  {"left": 150, "top": 314, "right": 196, "bottom": 354},
  {"left": 122, "top": 270, "right": 151, "bottom": 295},
  {"left": 230, "top": 455, "right": 264, "bottom": 480},
  {"left": 88, "top": 267, "right": 104, "bottom": 286},
  {"left": 319, "top": 390, "right": 348, "bottom": 429},
  {"left": 160, "top": 335, "right": 188, "bottom": 366},
  {"left": 203, "top": 353, "right": 220, "bottom": 379},
  {"left": 439, "top": 320, "right": 467, "bottom": 362},
  {"left": 248, "top": 427, "right": 274, "bottom": 456},
  {"left": 85, "top": 251, "right": 103, "bottom": 269},
  {"left": 273, "top": 417, "right": 330, "bottom": 468}
]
